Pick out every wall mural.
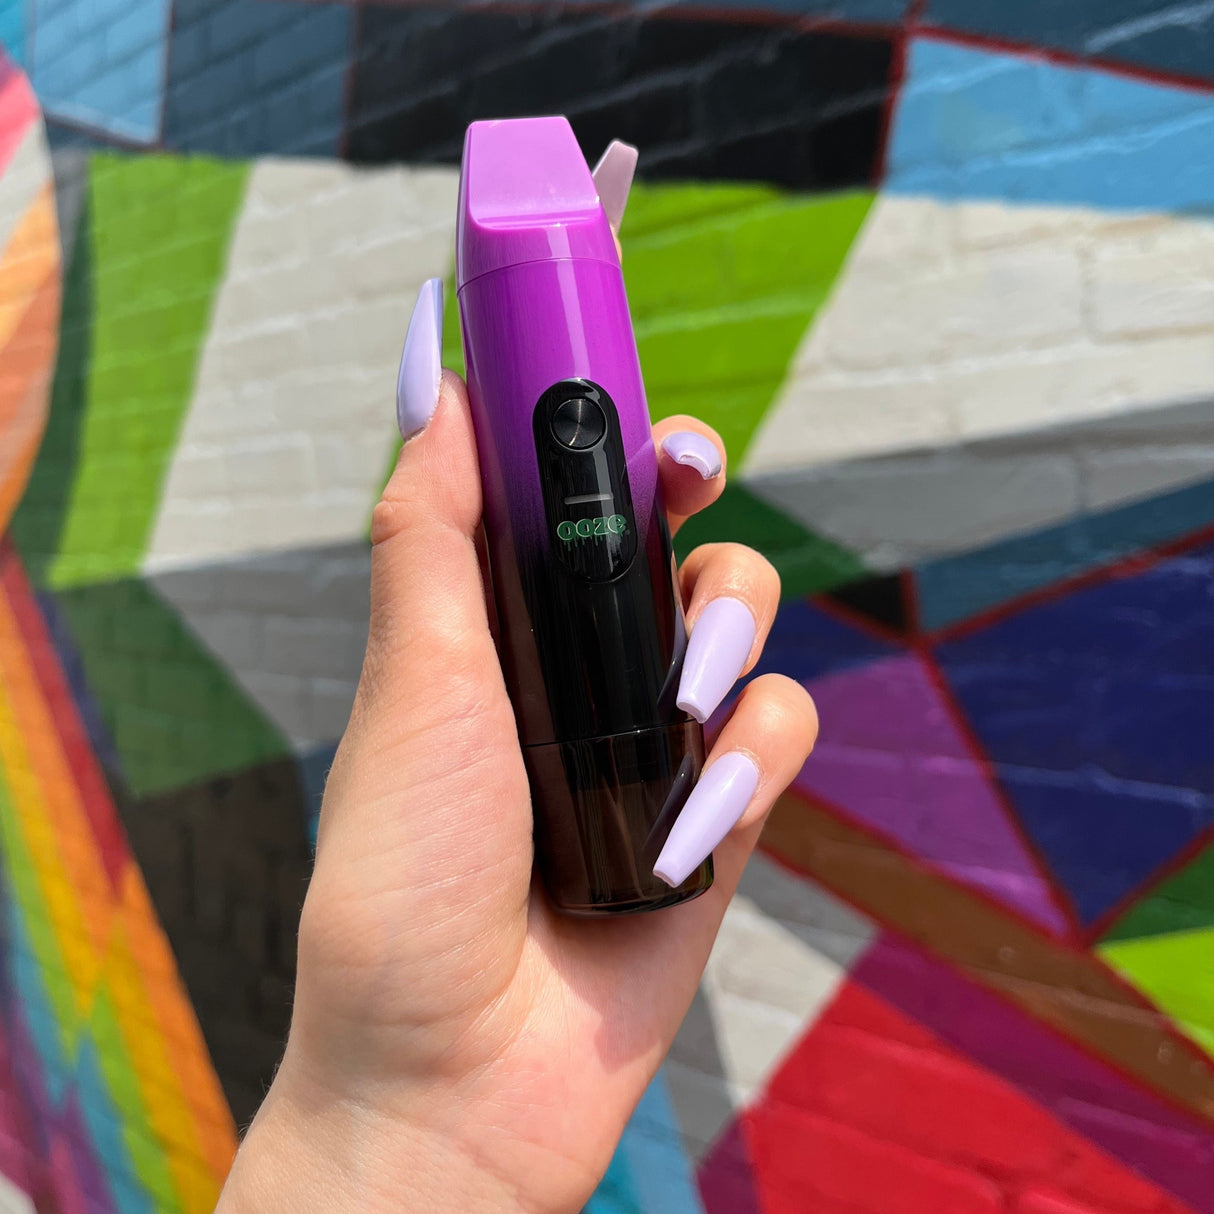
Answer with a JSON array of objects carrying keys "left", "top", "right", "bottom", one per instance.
[{"left": 0, "top": 1, "right": 1213, "bottom": 1210}]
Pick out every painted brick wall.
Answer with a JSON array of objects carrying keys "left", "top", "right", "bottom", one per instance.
[{"left": 0, "top": 2, "right": 1212, "bottom": 1212}]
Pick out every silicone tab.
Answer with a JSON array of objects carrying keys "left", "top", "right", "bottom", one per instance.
[{"left": 457, "top": 117, "right": 620, "bottom": 287}]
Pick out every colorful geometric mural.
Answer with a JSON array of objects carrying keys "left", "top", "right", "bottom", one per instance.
[{"left": 0, "top": 1, "right": 1212, "bottom": 1210}]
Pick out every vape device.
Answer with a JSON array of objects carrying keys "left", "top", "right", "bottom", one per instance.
[{"left": 456, "top": 116, "right": 713, "bottom": 915}]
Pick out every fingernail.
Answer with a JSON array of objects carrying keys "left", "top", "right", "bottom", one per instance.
[
  {"left": 654, "top": 753, "right": 760, "bottom": 887},
  {"left": 661, "top": 431, "right": 722, "bottom": 480},
  {"left": 677, "top": 597, "right": 755, "bottom": 724},
  {"left": 592, "top": 139, "right": 638, "bottom": 231},
  {"left": 396, "top": 277, "right": 444, "bottom": 441}
]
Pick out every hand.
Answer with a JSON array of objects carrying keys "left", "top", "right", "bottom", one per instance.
[{"left": 216, "top": 285, "right": 817, "bottom": 1213}]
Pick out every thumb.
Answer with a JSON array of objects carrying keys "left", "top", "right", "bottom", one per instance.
[
  {"left": 310, "top": 278, "right": 531, "bottom": 955},
  {"left": 356, "top": 280, "right": 504, "bottom": 744}
]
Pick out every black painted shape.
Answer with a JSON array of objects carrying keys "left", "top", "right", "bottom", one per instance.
[
  {"left": 822, "top": 572, "right": 908, "bottom": 634},
  {"left": 924, "top": 0, "right": 1214, "bottom": 83},
  {"left": 348, "top": 6, "right": 895, "bottom": 189},
  {"left": 113, "top": 757, "right": 314, "bottom": 1127},
  {"left": 163, "top": 0, "right": 352, "bottom": 157}
]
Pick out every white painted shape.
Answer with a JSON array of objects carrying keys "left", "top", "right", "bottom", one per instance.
[
  {"left": 744, "top": 195, "right": 1214, "bottom": 475},
  {"left": 0, "top": 122, "right": 51, "bottom": 257},
  {"left": 0, "top": 1172, "right": 35, "bottom": 1214},
  {"left": 697, "top": 853, "right": 875, "bottom": 1107},
  {"left": 144, "top": 158, "right": 459, "bottom": 571}
]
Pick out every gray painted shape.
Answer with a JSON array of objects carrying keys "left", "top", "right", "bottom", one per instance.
[
  {"left": 665, "top": 987, "right": 735, "bottom": 1162},
  {"left": 664, "top": 853, "right": 875, "bottom": 1160},
  {"left": 50, "top": 147, "right": 88, "bottom": 268},
  {"left": 150, "top": 540, "right": 371, "bottom": 753},
  {"left": 747, "top": 394, "right": 1214, "bottom": 571},
  {"left": 736, "top": 850, "right": 874, "bottom": 970}
]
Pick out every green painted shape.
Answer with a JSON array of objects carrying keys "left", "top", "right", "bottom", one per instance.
[
  {"left": 674, "top": 483, "right": 866, "bottom": 600},
  {"left": 52, "top": 576, "right": 288, "bottom": 798},
  {"left": 1101, "top": 843, "right": 1214, "bottom": 944},
  {"left": 1100, "top": 928, "right": 1214, "bottom": 1057},
  {"left": 42, "top": 152, "right": 248, "bottom": 589},
  {"left": 623, "top": 184, "right": 873, "bottom": 464},
  {"left": 10, "top": 190, "right": 95, "bottom": 585},
  {"left": 442, "top": 269, "right": 464, "bottom": 378},
  {"left": 89, "top": 984, "right": 182, "bottom": 1210},
  {"left": 0, "top": 758, "right": 76, "bottom": 1040}
]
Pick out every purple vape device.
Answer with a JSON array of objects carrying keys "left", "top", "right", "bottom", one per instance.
[{"left": 456, "top": 116, "right": 713, "bottom": 915}]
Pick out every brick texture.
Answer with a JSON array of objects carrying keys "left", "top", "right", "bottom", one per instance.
[{"left": 1, "top": 3, "right": 1213, "bottom": 1214}]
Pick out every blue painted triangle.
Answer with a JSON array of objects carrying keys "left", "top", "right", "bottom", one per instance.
[{"left": 934, "top": 542, "right": 1214, "bottom": 923}]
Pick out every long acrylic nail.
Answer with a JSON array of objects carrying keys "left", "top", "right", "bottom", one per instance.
[
  {"left": 661, "top": 430, "right": 722, "bottom": 480},
  {"left": 654, "top": 753, "right": 760, "bottom": 887},
  {"left": 396, "top": 277, "right": 444, "bottom": 441},
  {"left": 677, "top": 597, "right": 755, "bottom": 724},
  {"left": 592, "top": 140, "right": 638, "bottom": 231}
]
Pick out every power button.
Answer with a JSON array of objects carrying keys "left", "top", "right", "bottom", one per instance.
[
  {"left": 550, "top": 396, "right": 606, "bottom": 449},
  {"left": 533, "top": 379, "right": 638, "bottom": 582}
]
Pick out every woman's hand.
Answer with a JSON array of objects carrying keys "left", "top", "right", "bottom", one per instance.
[{"left": 217, "top": 278, "right": 817, "bottom": 1213}]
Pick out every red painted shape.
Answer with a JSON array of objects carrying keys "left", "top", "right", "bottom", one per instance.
[
  {"left": 744, "top": 980, "right": 1198, "bottom": 1214},
  {"left": 746, "top": 1100, "right": 1005, "bottom": 1214},
  {"left": 0, "top": 540, "right": 129, "bottom": 887}
]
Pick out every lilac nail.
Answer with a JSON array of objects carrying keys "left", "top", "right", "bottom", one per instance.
[
  {"left": 660, "top": 431, "right": 722, "bottom": 480},
  {"left": 396, "top": 277, "right": 444, "bottom": 441},
  {"left": 654, "top": 752, "right": 760, "bottom": 887},
  {"left": 677, "top": 596, "right": 755, "bottom": 724},
  {"left": 592, "top": 140, "right": 638, "bottom": 232}
]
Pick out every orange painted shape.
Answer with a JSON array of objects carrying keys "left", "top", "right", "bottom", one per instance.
[
  {"left": 117, "top": 863, "right": 237, "bottom": 1181},
  {"left": 0, "top": 577, "right": 112, "bottom": 958},
  {"left": 101, "top": 920, "right": 213, "bottom": 1196},
  {"left": 0, "top": 647, "right": 100, "bottom": 1025},
  {"left": 0, "top": 185, "right": 59, "bottom": 347},
  {"left": 0, "top": 192, "right": 60, "bottom": 530}
]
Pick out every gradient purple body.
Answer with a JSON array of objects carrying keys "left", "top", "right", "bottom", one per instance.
[
  {"left": 457, "top": 117, "right": 667, "bottom": 746},
  {"left": 459, "top": 258, "right": 659, "bottom": 562},
  {"left": 455, "top": 117, "right": 710, "bottom": 911}
]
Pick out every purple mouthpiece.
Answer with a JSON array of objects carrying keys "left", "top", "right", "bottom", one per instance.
[{"left": 457, "top": 116, "right": 619, "bottom": 288}]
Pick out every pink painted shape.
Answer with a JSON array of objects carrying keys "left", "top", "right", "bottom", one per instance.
[
  {"left": 796, "top": 652, "right": 1068, "bottom": 933},
  {"left": 0, "top": 57, "right": 38, "bottom": 180}
]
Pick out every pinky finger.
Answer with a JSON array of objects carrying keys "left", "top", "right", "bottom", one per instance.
[{"left": 654, "top": 674, "right": 817, "bottom": 888}]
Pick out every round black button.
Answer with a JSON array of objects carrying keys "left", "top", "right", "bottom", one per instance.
[{"left": 550, "top": 396, "right": 606, "bottom": 449}]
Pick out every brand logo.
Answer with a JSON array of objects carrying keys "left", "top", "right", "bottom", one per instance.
[{"left": 557, "top": 515, "right": 628, "bottom": 543}]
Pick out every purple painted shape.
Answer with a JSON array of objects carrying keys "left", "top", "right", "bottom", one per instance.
[
  {"left": 53, "top": 1092, "right": 116, "bottom": 1214},
  {"left": 796, "top": 652, "right": 1068, "bottom": 933},
  {"left": 697, "top": 1120, "right": 762, "bottom": 1214},
  {"left": 855, "top": 935, "right": 1214, "bottom": 1213},
  {"left": 0, "top": 984, "right": 115, "bottom": 1213}
]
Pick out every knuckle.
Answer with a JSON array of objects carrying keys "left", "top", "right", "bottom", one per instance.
[
  {"left": 688, "top": 543, "right": 781, "bottom": 618},
  {"left": 746, "top": 674, "right": 819, "bottom": 756}
]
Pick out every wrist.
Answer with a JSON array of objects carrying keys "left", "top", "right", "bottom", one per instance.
[{"left": 216, "top": 1054, "right": 536, "bottom": 1214}]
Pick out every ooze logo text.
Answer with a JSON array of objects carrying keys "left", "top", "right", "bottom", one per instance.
[{"left": 557, "top": 515, "right": 628, "bottom": 543}]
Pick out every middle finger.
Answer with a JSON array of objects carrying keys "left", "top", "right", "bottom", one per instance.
[{"left": 675, "top": 541, "right": 780, "bottom": 725}]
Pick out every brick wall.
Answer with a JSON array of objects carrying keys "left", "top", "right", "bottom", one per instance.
[{"left": 0, "top": 2, "right": 1212, "bottom": 1211}]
